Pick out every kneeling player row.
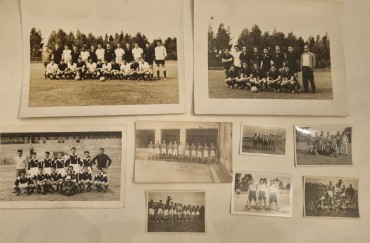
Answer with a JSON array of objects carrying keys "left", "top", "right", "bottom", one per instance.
[
  {"left": 225, "top": 63, "right": 300, "bottom": 93},
  {"left": 13, "top": 166, "right": 109, "bottom": 196}
]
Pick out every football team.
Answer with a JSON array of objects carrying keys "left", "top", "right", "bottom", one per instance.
[{"left": 305, "top": 131, "right": 349, "bottom": 157}]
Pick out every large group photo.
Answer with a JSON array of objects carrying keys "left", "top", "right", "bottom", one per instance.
[
  {"left": 0, "top": 130, "right": 124, "bottom": 206},
  {"left": 146, "top": 191, "right": 206, "bottom": 233},
  {"left": 22, "top": 0, "right": 183, "bottom": 109},
  {"left": 295, "top": 126, "right": 352, "bottom": 166},
  {"left": 232, "top": 171, "right": 292, "bottom": 217},
  {"left": 304, "top": 176, "right": 359, "bottom": 218}
]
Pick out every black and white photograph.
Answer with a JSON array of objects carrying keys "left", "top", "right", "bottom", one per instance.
[
  {"left": 0, "top": 126, "right": 126, "bottom": 208},
  {"left": 304, "top": 176, "right": 359, "bottom": 218},
  {"left": 20, "top": 0, "right": 187, "bottom": 117},
  {"left": 240, "top": 124, "right": 287, "bottom": 157},
  {"left": 135, "top": 121, "right": 232, "bottom": 183},
  {"left": 194, "top": 0, "right": 348, "bottom": 116},
  {"left": 232, "top": 171, "right": 293, "bottom": 217},
  {"left": 295, "top": 125, "right": 352, "bottom": 166},
  {"left": 146, "top": 191, "right": 206, "bottom": 233}
]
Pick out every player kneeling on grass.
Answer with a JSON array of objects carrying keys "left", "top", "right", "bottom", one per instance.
[
  {"left": 102, "top": 60, "right": 112, "bottom": 80},
  {"left": 266, "top": 65, "right": 282, "bottom": 92},
  {"left": 238, "top": 62, "right": 253, "bottom": 89},
  {"left": 110, "top": 60, "right": 121, "bottom": 79},
  {"left": 75, "top": 58, "right": 86, "bottom": 80},
  {"left": 251, "top": 63, "right": 267, "bottom": 91},
  {"left": 225, "top": 65, "right": 239, "bottom": 89},
  {"left": 120, "top": 61, "right": 130, "bottom": 79},
  {"left": 57, "top": 59, "right": 68, "bottom": 79},
  {"left": 137, "top": 57, "right": 151, "bottom": 81},
  {"left": 33, "top": 167, "right": 49, "bottom": 195},
  {"left": 78, "top": 166, "right": 93, "bottom": 192},
  {"left": 280, "top": 66, "right": 297, "bottom": 93},
  {"left": 95, "top": 59, "right": 103, "bottom": 79},
  {"left": 13, "top": 170, "right": 32, "bottom": 195},
  {"left": 94, "top": 170, "right": 109, "bottom": 192},
  {"left": 45, "top": 60, "right": 58, "bottom": 79},
  {"left": 62, "top": 175, "right": 79, "bottom": 196},
  {"left": 86, "top": 58, "right": 97, "bottom": 79},
  {"left": 67, "top": 60, "right": 77, "bottom": 79},
  {"left": 128, "top": 60, "right": 139, "bottom": 80},
  {"left": 49, "top": 166, "right": 63, "bottom": 192}
]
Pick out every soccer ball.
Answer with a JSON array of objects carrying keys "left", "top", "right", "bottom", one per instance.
[
  {"left": 75, "top": 75, "right": 80, "bottom": 80},
  {"left": 251, "top": 86, "right": 258, "bottom": 93},
  {"left": 99, "top": 77, "right": 105, "bottom": 82}
]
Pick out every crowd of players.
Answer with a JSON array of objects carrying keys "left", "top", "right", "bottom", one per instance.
[
  {"left": 13, "top": 147, "right": 113, "bottom": 196},
  {"left": 221, "top": 44, "right": 317, "bottom": 93},
  {"left": 306, "top": 180, "right": 358, "bottom": 214},
  {"left": 147, "top": 140, "right": 217, "bottom": 164},
  {"left": 148, "top": 196, "right": 205, "bottom": 223},
  {"left": 251, "top": 133, "right": 284, "bottom": 151},
  {"left": 41, "top": 41, "right": 168, "bottom": 81},
  {"left": 235, "top": 174, "right": 285, "bottom": 212},
  {"left": 305, "top": 131, "right": 349, "bottom": 157}
]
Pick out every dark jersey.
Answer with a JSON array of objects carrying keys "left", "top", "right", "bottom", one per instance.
[
  {"left": 124, "top": 48, "right": 133, "bottom": 62},
  {"left": 79, "top": 171, "right": 92, "bottom": 181},
  {"left": 58, "top": 63, "right": 68, "bottom": 71},
  {"left": 42, "top": 158, "right": 54, "bottom": 168},
  {"left": 33, "top": 172, "right": 49, "bottom": 182},
  {"left": 66, "top": 171, "right": 77, "bottom": 181},
  {"left": 285, "top": 51, "right": 298, "bottom": 71},
  {"left": 268, "top": 70, "right": 281, "bottom": 80},
  {"left": 240, "top": 67, "right": 252, "bottom": 78},
  {"left": 221, "top": 53, "right": 234, "bottom": 69},
  {"left": 15, "top": 176, "right": 31, "bottom": 185},
  {"left": 112, "top": 63, "right": 120, "bottom": 71},
  {"left": 81, "top": 157, "right": 93, "bottom": 167},
  {"left": 89, "top": 51, "right": 98, "bottom": 63},
  {"left": 55, "top": 159, "right": 65, "bottom": 169},
  {"left": 52, "top": 49, "right": 63, "bottom": 63},
  {"left": 96, "top": 63, "right": 103, "bottom": 69},
  {"left": 250, "top": 52, "right": 261, "bottom": 65},
  {"left": 104, "top": 49, "right": 116, "bottom": 62},
  {"left": 76, "top": 61, "right": 86, "bottom": 69},
  {"left": 28, "top": 158, "right": 39, "bottom": 170},
  {"left": 282, "top": 70, "right": 296, "bottom": 81},
  {"left": 94, "top": 174, "right": 108, "bottom": 183},
  {"left": 261, "top": 54, "right": 272, "bottom": 71},
  {"left": 49, "top": 172, "right": 61, "bottom": 181},
  {"left": 144, "top": 47, "right": 154, "bottom": 63},
  {"left": 67, "top": 154, "right": 81, "bottom": 165},
  {"left": 252, "top": 68, "right": 266, "bottom": 79},
  {"left": 90, "top": 154, "right": 112, "bottom": 169},
  {"left": 71, "top": 50, "right": 81, "bottom": 64},
  {"left": 227, "top": 69, "right": 239, "bottom": 79},
  {"left": 130, "top": 62, "right": 139, "bottom": 71},
  {"left": 273, "top": 52, "right": 285, "bottom": 69},
  {"left": 239, "top": 52, "right": 250, "bottom": 65}
]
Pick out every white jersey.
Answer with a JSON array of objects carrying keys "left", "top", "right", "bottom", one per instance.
[
  {"left": 68, "top": 63, "right": 77, "bottom": 71},
  {"left": 102, "top": 63, "right": 112, "bottom": 72},
  {"left": 63, "top": 49, "right": 72, "bottom": 62},
  {"left": 124, "top": 64, "right": 132, "bottom": 74},
  {"left": 95, "top": 48, "right": 105, "bottom": 62},
  {"left": 86, "top": 62, "right": 97, "bottom": 72},
  {"left": 132, "top": 47, "right": 144, "bottom": 59},
  {"left": 139, "top": 61, "right": 150, "bottom": 72},
  {"left": 14, "top": 156, "right": 27, "bottom": 170},
  {"left": 155, "top": 46, "right": 167, "bottom": 60},
  {"left": 115, "top": 48, "right": 125, "bottom": 63},
  {"left": 120, "top": 63, "right": 127, "bottom": 72},
  {"left": 231, "top": 50, "right": 241, "bottom": 68},
  {"left": 80, "top": 51, "right": 90, "bottom": 61},
  {"left": 46, "top": 63, "right": 58, "bottom": 73}
]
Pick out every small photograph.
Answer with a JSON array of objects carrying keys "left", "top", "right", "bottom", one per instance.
[
  {"left": 304, "top": 176, "right": 359, "bottom": 218},
  {"left": 146, "top": 191, "right": 206, "bottom": 233},
  {"left": 20, "top": 0, "right": 186, "bottom": 117},
  {"left": 0, "top": 126, "right": 126, "bottom": 208},
  {"left": 240, "top": 124, "right": 287, "bottom": 157},
  {"left": 295, "top": 126, "right": 352, "bottom": 166},
  {"left": 135, "top": 121, "right": 233, "bottom": 183},
  {"left": 232, "top": 171, "right": 293, "bottom": 217}
]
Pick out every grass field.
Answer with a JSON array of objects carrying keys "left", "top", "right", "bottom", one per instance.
[
  {"left": 296, "top": 142, "right": 352, "bottom": 165},
  {"left": 147, "top": 219, "right": 205, "bottom": 233},
  {"left": 208, "top": 70, "right": 333, "bottom": 100},
  {"left": 241, "top": 139, "right": 285, "bottom": 155},
  {"left": 29, "top": 62, "right": 179, "bottom": 107}
]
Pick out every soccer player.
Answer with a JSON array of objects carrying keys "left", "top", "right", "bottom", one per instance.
[
  {"left": 33, "top": 167, "right": 49, "bottom": 194},
  {"left": 75, "top": 58, "right": 86, "bottom": 80},
  {"left": 110, "top": 60, "right": 121, "bottom": 79},
  {"left": 124, "top": 43, "right": 133, "bottom": 62},
  {"left": 80, "top": 45, "right": 90, "bottom": 63},
  {"left": 96, "top": 59, "right": 103, "bottom": 78},
  {"left": 167, "top": 142, "right": 173, "bottom": 161},
  {"left": 190, "top": 143, "right": 197, "bottom": 162},
  {"left": 67, "top": 60, "right": 77, "bottom": 79},
  {"left": 86, "top": 58, "right": 97, "bottom": 79},
  {"left": 266, "top": 65, "right": 282, "bottom": 92},
  {"left": 250, "top": 47, "right": 261, "bottom": 67},
  {"left": 245, "top": 178, "right": 258, "bottom": 210},
  {"left": 285, "top": 46, "right": 300, "bottom": 92},
  {"left": 54, "top": 152, "right": 66, "bottom": 178},
  {"left": 272, "top": 45, "right": 285, "bottom": 71},
  {"left": 57, "top": 59, "right": 68, "bottom": 79},
  {"left": 96, "top": 43, "right": 105, "bottom": 62},
  {"left": 115, "top": 43, "right": 125, "bottom": 64},
  {"left": 137, "top": 57, "right": 151, "bottom": 80},
  {"left": 14, "top": 149, "right": 28, "bottom": 178},
  {"left": 128, "top": 60, "right": 139, "bottom": 80},
  {"left": 210, "top": 143, "right": 216, "bottom": 164},
  {"left": 203, "top": 143, "right": 209, "bottom": 163},
  {"left": 269, "top": 180, "right": 279, "bottom": 211},
  {"left": 257, "top": 178, "right": 268, "bottom": 209},
  {"left": 102, "top": 60, "right": 112, "bottom": 80},
  {"left": 231, "top": 45, "right": 241, "bottom": 72},
  {"left": 49, "top": 166, "right": 63, "bottom": 192},
  {"left": 119, "top": 60, "right": 129, "bottom": 79},
  {"left": 61, "top": 175, "right": 78, "bottom": 196},
  {"left": 238, "top": 62, "right": 253, "bottom": 89},
  {"left": 28, "top": 152, "right": 40, "bottom": 177},
  {"left": 261, "top": 48, "right": 272, "bottom": 75},
  {"left": 251, "top": 63, "right": 267, "bottom": 90},
  {"left": 148, "top": 199, "right": 155, "bottom": 223},
  {"left": 239, "top": 46, "right": 250, "bottom": 67},
  {"left": 132, "top": 43, "right": 144, "bottom": 62},
  {"left": 300, "top": 45, "right": 316, "bottom": 93},
  {"left": 221, "top": 49, "right": 234, "bottom": 78},
  {"left": 81, "top": 151, "right": 94, "bottom": 173},
  {"left": 196, "top": 143, "right": 203, "bottom": 163},
  {"left": 78, "top": 165, "right": 93, "bottom": 192},
  {"left": 173, "top": 141, "right": 179, "bottom": 161},
  {"left": 66, "top": 147, "right": 81, "bottom": 173},
  {"left": 159, "top": 140, "right": 167, "bottom": 160},
  {"left": 184, "top": 142, "right": 190, "bottom": 162},
  {"left": 51, "top": 43, "right": 63, "bottom": 64},
  {"left": 104, "top": 43, "right": 116, "bottom": 63},
  {"left": 89, "top": 45, "right": 98, "bottom": 63},
  {"left": 144, "top": 42, "right": 154, "bottom": 78},
  {"left": 62, "top": 45, "right": 72, "bottom": 64},
  {"left": 154, "top": 40, "right": 167, "bottom": 80},
  {"left": 42, "top": 151, "right": 54, "bottom": 175},
  {"left": 178, "top": 142, "right": 184, "bottom": 161},
  {"left": 41, "top": 46, "right": 52, "bottom": 79},
  {"left": 148, "top": 141, "right": 154, "bottom": 160},
  {"left": 45, "top": 60, "right": 58, "bottom": 79},
  {"left": 13, "top": 171, "right": 32, "bottom": 195},
  {"left": 340, "top": 132, "right": 349, "bottom": 155},
  {"left": 225, "top": 65, "right": 239, "bottom": 89},
  {"left": 94, "top": 170, "right": 109, "bottom": 192},
  {"left": 154, "top": 141, "right": 161, "bottom": 160},
  {"left": 90, "top": 148, "right": 113, "bottom": 172},
  {"left": 280, "top": 66, "right": 298, "bottom": 93},
  {"left": 71, "top": 45, "right": 80, "bottom": 64}
]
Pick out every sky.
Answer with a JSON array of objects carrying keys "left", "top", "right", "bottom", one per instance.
[
  {"left": 243, "top": 125, "right": 286, "bottom": 138},
  {"left": 207, "top": 0, "right": 339, "bottom": 44},
  {"left": 306, "top": 177, "right": 359, "bottom": 189},
  {"left": 21, "top": 0, "right": 182, "bottom": 42},
  {"left": 148, "top": 192, "right": 205, "bottom": 206},
  {"left": 296, "top": 126, "right": 351, "bottom": 136},
  {"left": 237, "top": 172, "right": 291, "bottom": 186}
]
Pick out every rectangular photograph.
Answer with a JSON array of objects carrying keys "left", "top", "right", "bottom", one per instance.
[
  {"left": 295, "top": 125, "right": 352, "bottom": 166},
  {"left": 135, "top": 121, "right": 232, "bottom": 183},
  {"left": 240, "top": 124, "right": 287, "bottom": 157},
  {"left": 146, "top": 191, "right": 206, "bottom": 233},
  {"left": 194, "top": 0, "right": 348, "bottom": 116},
  {"left": 20, "top": 0, "right": 186, "bottom": 117},
  {"left": 0, "top": 126, "right": 126, "bottom": 208},
  {"left": 232, "top": 171, "right": 293, "bottom": 217},
  {"left": 304, "top": 176, "right": 359, "bottom": 218}
]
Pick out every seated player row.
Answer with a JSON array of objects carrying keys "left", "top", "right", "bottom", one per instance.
[
  {"left": 147, "top": 141, "right": 217, "bottom": 163},
  {"left": 14, "top": 166, "right": 109, "bottom": 196}
]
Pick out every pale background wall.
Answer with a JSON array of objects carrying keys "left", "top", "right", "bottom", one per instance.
[{"left": 0, "top": 0, "right": 369, "bottom": 242}]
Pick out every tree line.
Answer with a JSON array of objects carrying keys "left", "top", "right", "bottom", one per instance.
[
  {"left": 208, "top": 24, "right": 331, "bottom": 69},
  {"left": 30, "top": 28, "right": 178, "bottom": 60}
]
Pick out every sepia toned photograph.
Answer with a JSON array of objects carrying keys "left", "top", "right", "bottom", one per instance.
[
  {"left": 135, "top": 121, "right": 232, "bottom": 183},
  {"left": 20, "top": 0, "right": 186, "bottom": 117},
  {"left": 0, "top": 126, "right": 126, "bottom": 209},
  {"left": 232, "top": 171, "right": 293, "bottom": 217},
  {"left": 295, "top": 125, "right": 352, "bottom": 166},
  {"left": 240, "top": 124, "right": 287, "bottom": 157},
  {"left": 146, "top": 191, "right": 206, "bottom": 233},
  {"left": 194, "top": 0, "right": 348, "bottom": 116},
  {"left": 304, "top": 176, "right": 359, "bottom": 218}
]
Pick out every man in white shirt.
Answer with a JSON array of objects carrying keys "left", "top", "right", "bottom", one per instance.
[
  {"left": 132, "top": 43, "right": 143, "bottom": 62},
  {"left": 80, "top": 45, "right": 90, "bottom": 63},
  {"left": 115, "top": 43, "right": 125, "bottom": 64},
  {"left": 231, "top": 45, "right": 242, "bottom": 72},
  {"left": 154, "top": 40, "right": 167, "bottom": 80},
  {"left": 86, "top": 58, "right": 97, "bottom": 79},
  {"left": 62, "top": 45, "right": 72, "bottom": 64},
  {"left": 67, "top": 60, "right": 77, "bottom": 79},
  {"left": 137, "top": 57, "right": 151, "bottom": 80},
  {"left": 45, "top": 60, "right": 58, "bottom": 79},
  {"left": 102, "top": 60, "right": 112, "bottom": 79},
  {"left": 95, "top": 43, "right": 105, "bottom": 62},
  {"left": 14, "top": 149, "right": 28, "bottom": 178},
  {"left": 300, "top": 45, "right": 316, "bottom": 93}
]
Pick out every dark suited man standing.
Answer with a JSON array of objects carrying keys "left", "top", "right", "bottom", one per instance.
[{"left": 300, "top": 45, "right": 317, "bottom": 93}]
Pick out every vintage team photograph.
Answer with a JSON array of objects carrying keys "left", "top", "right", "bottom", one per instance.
[
  {"left": 240, "top": 124, "right": 287, "bottom": 157},
  {"left": 295, "top": 126, "right": 352, "bottom": 166},
  {"left": 194, "top": 0, "right": 348, "bottom": 116},
  {"left": 0, "top": 126, "right": 126, "bottom": 208},
  {"left": 20, "top": 0, "right": 186, "bottom": 117},
  {"left": 232, "top": 171, "right": 293, "bottom": 217},
  {"left": 146, "top": 191, "right": 206, "bottom": 233},
  {"left": 304, "top": 176, "right": 359, "bottom": 218},
  {"left": 135, "top": 121, "right": 232, "bottom": 183}
]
